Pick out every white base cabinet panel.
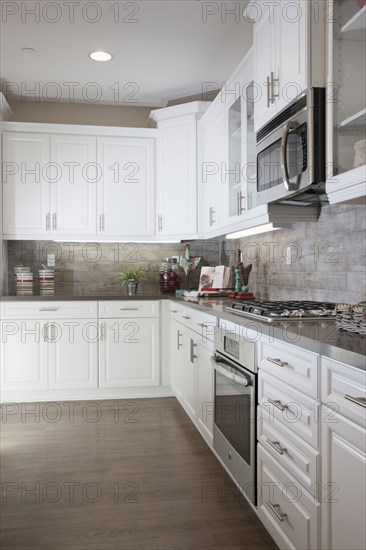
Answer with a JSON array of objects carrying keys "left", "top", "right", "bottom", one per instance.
[
  {"left": 170, "top": 310, "right": 215, "bottom": 446},
  {"left": 321, "top": 407, "right": 366, "bottom": 550},
  {"left": 99, "top": 318, "right": 160, "bottom": 387},
  {"left": 257, "top": 445, "right": 320, "bottom": 550},
  {"left": 48, "top": 320, "right": 98, "bottom": 389},
  {"left": 196, "top": 339, "right": 214, "bottom": 443},
  {"left": 1, "top": 320, "right": 49, "bottom": 392}
]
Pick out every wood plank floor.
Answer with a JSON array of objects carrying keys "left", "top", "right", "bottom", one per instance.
[{"left": 0, "top": 398, "right": 277, "bottom": 550}]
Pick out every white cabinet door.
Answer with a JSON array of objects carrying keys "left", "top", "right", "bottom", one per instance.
[
  {"left": 2, "top": 132, "right": 50, "bottom": 236},
  {"left": 322, "top": 407, "right": 366, "bottom": 550},
  {"left": 196, "top": 338, "right": 214, "bottom": 443},
  {"left": 0, "top": 320, "right": 48, "bottom": 392},
  {"left": 276, "top": 0, "right": 307, "bottom": 112},
  {"left": 97, "top": 137, "right": 155, "bottom": 236},
  {"left": 99, "top": 318, "right": 159, "bottom": 387},
  {"left": 50, "top": 135, "right": 97, "bottom": 236},
  {"left": 202, "top": 112, "right": 229, "bottom": 233},
  {"left": 181, "top": 334, "right": 197, "bottom": 420},
  {"left": 48, "top": 320, "right": 98, "bottom": 389},
  {"left": 157, "top": 115, "right": 197, "bottom": 237},
  {"left": 253, "top": 3, "right": 276, "bottom": 132},
  {"left": 170, "top": 319, "right": 186, "bottom": 401}
]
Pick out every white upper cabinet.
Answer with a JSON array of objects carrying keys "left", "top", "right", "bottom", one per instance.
[
  {"left": 50, "top": 135, "right": 97, "bottom": 236},
  {"left": 253, "top": 3, "right": 276, "bottom": 132},
  {"left": 326, "top": 0, "right": 366, "bottom": 205},
  {"left": 252, "top": 0, "right": 325, "bottom": 132},
  {"left": 200, "top": 50, "right": 255, "bottom": 237},
  {"left": 97, "top": 136, "right": 155, "bottom": 237},
  {"left": 150, "top": 103, "right": 208, "bottom": 238},
  {"left": 2, "top": 132, "right": 50, "bottom": 237},
  {"left": 2, "top": 123, "right": 157, "bottom": 240},
  {"left": 201, "top": 110, "right": 229, "bottom": 235}
]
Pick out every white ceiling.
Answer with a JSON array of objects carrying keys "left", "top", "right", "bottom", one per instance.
[{"left": 0, "top": 0, "right": 253, "bottom": 107}]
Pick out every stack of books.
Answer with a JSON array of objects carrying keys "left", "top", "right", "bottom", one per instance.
[
  {"left": 39, "top": 269, "right": 55, "bottom": 296},
  {"left": 14, "top": 266, "right": 33, "bottom": 296}
]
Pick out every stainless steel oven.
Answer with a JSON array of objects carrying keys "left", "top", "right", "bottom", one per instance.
[
  {"left": 212, "top": 327, "right": 257, "bottom": 504},
  {"left": 256, "top": 87, "right": 326, "bottom": 206}
]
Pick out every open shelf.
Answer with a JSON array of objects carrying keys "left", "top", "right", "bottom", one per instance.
[
  {"left": 341, "top": 5, "right": 366, "bottom": 33},
  {"left": 340, "top": 107, "right": 366, "bottom": 128}
]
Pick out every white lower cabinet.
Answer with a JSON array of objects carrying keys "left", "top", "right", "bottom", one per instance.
[
  {"left": 196, "top": 339, "right": 214, "bottom": 443},
  {"left": 257, "top": 446, "right": 320, "bottom": 550},
  {"left": 321, "top": 407, "right": 366, "bottom": 550},
  {"left": 170, "top": 319, "right": 186, "bottom": 402},
  {"left": 48, "top": 320, "right": 98, "bottom": 389},
  {"left": 1, "top": 320, "right": 49, "bottom": 392},
  {"left": 0, "top": 300, "right": 162, "bottom": 401},
  {"left": 170, "top": 309, "right": 215, "bottom": 446},
  {"left": 99, "top": 317, "right": 160, "bottom": 387},
  {"left": 320, "top": 356, "right": 366, "bottom": 550},
  {"left": 0, "top": 317, "right": 98, "bottom": 394},
  {"left": 257, "top": 337, "right": 321, "bottom": 550}
]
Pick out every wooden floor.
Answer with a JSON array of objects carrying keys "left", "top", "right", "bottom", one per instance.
[{"left": 1, "top": 398, "right": 277, "bottom": 550}]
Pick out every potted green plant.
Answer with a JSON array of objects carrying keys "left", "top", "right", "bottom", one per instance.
[{"left": 118, "top": 266, "right": 145, "bottom": 295}]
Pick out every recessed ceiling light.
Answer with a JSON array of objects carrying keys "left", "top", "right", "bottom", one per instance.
[
  {"left": 22, "top": 47, "right": 36, "bottom": 54},
  {"left": 89, "top": 51, "right": 112, "bottom": 62}
]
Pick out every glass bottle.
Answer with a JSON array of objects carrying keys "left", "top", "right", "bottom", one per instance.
[{"left": 159, "top": 257, "right": 181, "bottom": 293}]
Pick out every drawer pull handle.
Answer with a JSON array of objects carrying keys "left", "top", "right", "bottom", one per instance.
[
  {"left": 177, "top": 330, "right": 182, "bottom": 350},
  {"left": 266, "top": 439, "right": 287, "bottom": 456},
  {"left": 171, "top": 310, "right": 178, "bottom": 313},
  {"left": 345, "top": 395, "right": 366, "bottom": 408},
  {"left": 197, "top": 322, "right": 210, "bottom": 328},
  {"left": 120, "top": 308, "right": 139, "bottom": 311},
  {"left": 266, "top": 501, "right": 287, "bottom": 522},
  {"left": 267, "top": 398, "right": 288, "bottom": 412},
  {"left": 266, "top": 357, "right": 289, "bottom": 368},
  {"left": 190, "top": 339, "right": 197, "bottom": 363},
  {"left": 39, "top": 308, "right": 59, "bottom": 312},
  {"left": 182, "top": 315, "right": 191, "bottom": 320}
]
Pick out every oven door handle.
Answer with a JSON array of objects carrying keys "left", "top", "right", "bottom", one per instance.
[
  {"left": 280, "top": 119, "right": 301, "bottom": 192},
  {"left": 211, "top": 356, "right": 251, "bottom": 387}
]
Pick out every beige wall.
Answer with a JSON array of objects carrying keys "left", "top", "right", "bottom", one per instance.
[{"left": 8, "top": 100, "right": 154, "bottom": 127}]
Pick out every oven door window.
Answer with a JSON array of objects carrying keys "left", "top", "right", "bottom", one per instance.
[
  {"left": 214, "top": 370, "right": 253, "bottom": 466},
  {"left": 257, "top": 137, "right": 282, "bottom": 192},
  {"left": 257, "top": 122, "right": 307, "bottom": 192}
]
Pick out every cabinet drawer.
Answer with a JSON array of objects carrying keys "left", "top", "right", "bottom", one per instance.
[
  {"left": 258, "top": 411, "right": 320, "bottom": 494},
  {"left": 170, "top": 303, "right": 217, "bottom": 341},
  {"left": 0, "top": 301, "right": 97, "bottom": 320},
  {"left": 258, "top": 338, "right": 319, "bottom": 398},
  {"left": 257, "top": 445, "right": 320, "bottom": 550},
  {"left": 258, "top": 371, "right": 320, "bottom": 449},
  {"left": 99, "top": 301, "right": 159, "bottom": 318},
  {"left": 321, "top": 357, "right": 366, "bottom": 427}
]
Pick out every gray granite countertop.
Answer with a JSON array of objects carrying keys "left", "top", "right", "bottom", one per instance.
[
  {"left": 175, "top": 297, "right": 366, "bottom": 370},
  {"left": 0, "top": 293, "right": 169, "bottom": 301},
  {"left": 2, "top": 293, "right": 365, "bottom": 369}
]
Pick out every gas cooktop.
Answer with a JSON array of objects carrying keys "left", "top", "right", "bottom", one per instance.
[{"left": 226, "top": 300, "right": 337, "bottom": 323}]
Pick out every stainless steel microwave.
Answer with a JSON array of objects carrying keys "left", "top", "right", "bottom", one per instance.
[{"left": 256, "top": 88, "right": 326, "bottom": 206}]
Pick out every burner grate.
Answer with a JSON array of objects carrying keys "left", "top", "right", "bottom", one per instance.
[{"left": 227, "top": 301, "right": 337, "bottom": 322}]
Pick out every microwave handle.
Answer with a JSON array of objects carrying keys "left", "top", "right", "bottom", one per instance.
[
  {"left": 211, "top": 356, "right": 250, "bottom": 387},
  {"left": 280, "top": 120, "right": 301, "bottom": 191}
]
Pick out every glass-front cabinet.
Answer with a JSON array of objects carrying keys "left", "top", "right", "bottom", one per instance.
[
  {"left": 227, "top": 80, "right": 256, "bottom": 226},
  {"left": 327, "top": 0, "right": 366, "bottom": 203}
]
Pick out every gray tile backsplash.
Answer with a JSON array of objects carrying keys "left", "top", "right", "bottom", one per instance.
[
  {"left": 3, "top": 203, "right": 365, "bottom": 303},
  {"left": 228, "top": 203, "right": 366, "bottom": 304},
  {"left": 4, "top": 240, "right": 221, "bottom": 295}
]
